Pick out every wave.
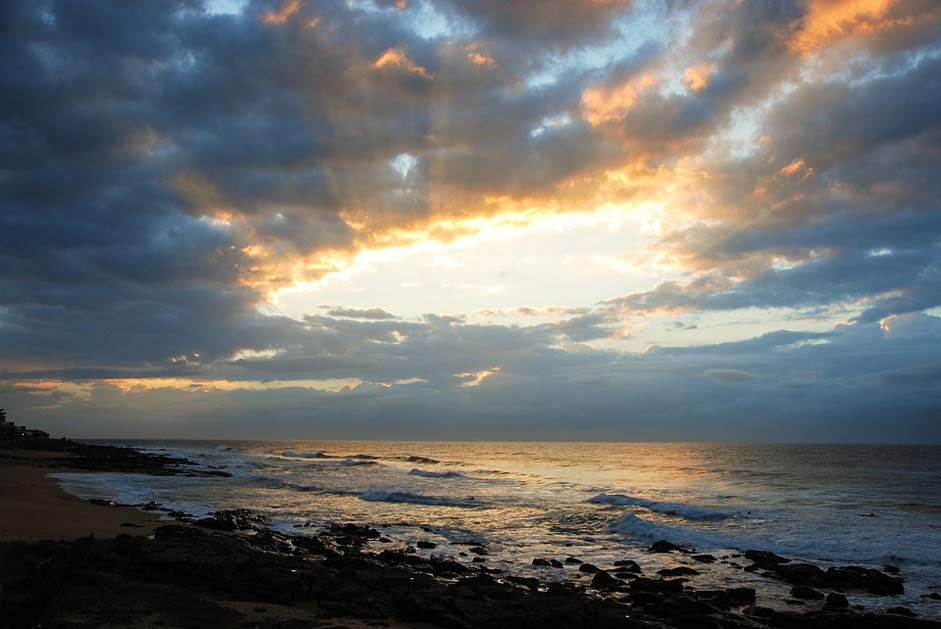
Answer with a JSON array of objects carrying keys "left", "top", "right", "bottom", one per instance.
[
  {"left": 214, "top": 445, "right": 244, "bottom": 452},
  {"left": 589, "top": 493, "right": 736, "bottom": 521},
  {"left": 611, "top": 512, "right": 731, "bottom": 549},
  {"left": 359, "top": 491, "right": 478, "bottom": 508},
  {"left": 408, "top": 468, "right": 464, "bottom": 479},
  {"left": 403, "top": 456, "right": 439, "bottom": 465},
  {"left": 282, "top": 450, "right": 331, "bottom": 459},
  {"left": 338, "top": 459, "right": 378, "bottom": 466}
]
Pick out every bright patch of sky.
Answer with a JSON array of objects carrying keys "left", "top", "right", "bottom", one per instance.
[
  {"left": 524, "top": 0, "right": 678, "bottom": 89},
  {"left": 204, "top": 0, "right": 248, "bottom": 16}
]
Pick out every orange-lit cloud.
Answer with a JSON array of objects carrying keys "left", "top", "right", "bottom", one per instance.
[
  {"left": 788, "top": 0, "right": 912, "bottom": 54},
  {"left": 581, "top": 73, "right": 657, "bottom": 126},
  {"left": 455, "top": 366, "right": 501, "bottom": 387},
  {"left": 465, "top": 44, "right": 495, "bottom": 66},
  {"left": 683, "top": 63, "right": 711, "bottom": 92},
  {"left": 262, "top": 0, "right": 302, "bottom": 25},
  {"left": 373, "top": 47, "right": 431, "bottom": 77}
]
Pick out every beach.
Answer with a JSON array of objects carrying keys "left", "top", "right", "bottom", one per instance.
[{"left": 1, "top": 439, "right": 939, "bottom": 628}]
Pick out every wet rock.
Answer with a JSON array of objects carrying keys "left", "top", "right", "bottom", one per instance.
[
  {"left": 612, "top": 559, "right": 642, "bottom": 573},
  {"left": 564, "top": 556, "right": 582, "bottom": 564},
  {"left": 532, "top": 557, "right": 551, "bottom": 567},
  {"left": 506, "top": 575, "right": 540, "bottom": 591},
  {"left": 691, "top": 554, "right": 716, "bottom": 563},
  {"left": 886, "top": 606, "right": 917, "bottom": 617},
  {"left": 650, "top": 540, "right": 687, "bottom": 553},
  {"left": 744, "top": 549, "right": 790, "bottom": 568},
  {"left": 578, "top": 563, "right": 600, "bottom": 573},
  {"left": 790, "top": 585, "right": 824, "bottom": 600},
  {"left": 590, "top": 570, "right": 620, "bottom": 589},
  {"left": 416, "top": 541, "right": 436, "bottom": 549},
  {"left": 922, "top": 592, "right": 941, "bottom": 601},
  {"left": 549, "top": 559, "right": 564, "bottom": 568},
  {"left": 825, "top": 565, "right": 904, "bottom": 595},
  {"left": 628, "top": 577, "right": 686, "bottom": 594},
  {"left": 742, "top": 605, "right": 775, "bottom": 619},
  {"left": 657, "top": 566, "right": 699, "bottom": 577},
  {"left": 826, "top": 592, "right": 849, "bottom": 608},
  {"left": 468, "top": 546, "right": 488, "bottom": 555}
]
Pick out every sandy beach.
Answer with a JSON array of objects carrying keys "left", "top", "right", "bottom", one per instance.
[{"left": 0, "top": 449, "right": 160, "bottom": 542}]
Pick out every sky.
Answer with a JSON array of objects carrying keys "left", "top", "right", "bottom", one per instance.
[{"left": 1, "top": 0, "right": 940, "bottom": 441}]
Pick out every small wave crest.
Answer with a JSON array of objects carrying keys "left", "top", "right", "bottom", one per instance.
[
  {"left": 403, "top": 456, "right": 439, "bottom": 465},
  {"left": 589, "top": 493, "right": 736, "bottom": 521},
  {"left": 408, "top": 468, "right": 464, "bottom": 479},
  {"left": 282, "top": 450, "right": 331, "bottom": 459},
  {"left": 359, "top": 491, "right": 478, "bottom": 508}
]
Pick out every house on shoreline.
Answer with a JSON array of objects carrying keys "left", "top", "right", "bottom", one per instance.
[{"left": 0, "top": 408, "right": 50, "bottom": 442}]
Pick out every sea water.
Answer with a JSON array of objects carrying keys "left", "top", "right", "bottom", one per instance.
[{"left": 52, "top": 441, "right": 941, "bottom": 615}]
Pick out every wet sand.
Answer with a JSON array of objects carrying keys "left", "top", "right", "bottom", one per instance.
[{"left": 0, "top": 449, "right": 160, "bottom": 541}]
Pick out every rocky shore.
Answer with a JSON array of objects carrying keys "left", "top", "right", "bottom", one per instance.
[{"left": 1, "top": 440, "right": 938, "bottom": 628}]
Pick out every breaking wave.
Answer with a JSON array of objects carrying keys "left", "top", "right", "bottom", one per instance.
[
  {"left": 359, "top": 491, "right": 478, "bottom": 508},
  {"left": 408, "top": 468, "right": 464, "bottom": 479},
  {"left": 589, "top": 493, "right": 737, "bottom": 521}
]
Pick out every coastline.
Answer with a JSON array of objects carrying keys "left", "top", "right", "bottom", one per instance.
[
  {"left": 1, "top": 440, "right": 938, "bottom": 628},
  {"left": 0, "top": 448, "right": 160, "bottom": 541}
]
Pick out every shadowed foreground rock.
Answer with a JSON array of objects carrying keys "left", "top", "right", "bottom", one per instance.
[{"left": 1, "top": 522, "right": 938, "bottom": 629}]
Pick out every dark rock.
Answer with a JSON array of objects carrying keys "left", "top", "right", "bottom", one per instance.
[
  {"left": 691, "top": 554, "right": 716, "bottom": 563},
  {"left": 742, "top": 605, "right": 775, "bottom": 619},
  {"left": 590, "top": 570, "right": 620, "bottom": 589},
  {"left": 657, "top": 566, "right": 699, "bottom": 577},
  {"left": 564, "top": 556, "right": 582, "bottom": 564},
  {"left": 531, "top": 557, "right": 551, "bottom": 567},
  {"left": 468, "top": 546, "right": 488, "bottom": 555},
  {"left": 825, "top": 565, "right": 904, "bottom": 595},
  {"left": 744, "top": 549, "right": 790, "bottom": 568},
  {"left": 778, "top": 562, "right": 826, "bottom": 585},
  {"left": 612, "top": 559, "right": 642, "bottom": 572},
  {"left": 578, "top": 563, "right": 599, "bottom": 573},
  {"left": 650, "top": 540, "right": 687, "bottom": 553},
  {"left": 416, "top": 541, "right": 436, "bottom": 549},
  {"left": 886, "top": 606, "right": 917, "bottom": 617},
  {"left": 549, "top": 559, "right": 564, "bottom": 568},
  {"left": 506, "top": 575, "right": 540, "bottom": 591},
  {"left": 628, "top": 577, "right": 685, "bottom": 594},
  {"left": 826, "top": 592, "right": 849, "bottom": 608},
  {"left": 120, "top": 522, "right": 143, "bottom": 528},
  {"left": 790, "top": 585, "right": 824, "bottom": 600},
  {"left": 922, "top": 592, "right": 941, "bottom": 601}
]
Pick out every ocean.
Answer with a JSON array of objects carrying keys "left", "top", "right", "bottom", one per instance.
[{"left": 52, "top": 441, "right": 941, "bottom": 615}]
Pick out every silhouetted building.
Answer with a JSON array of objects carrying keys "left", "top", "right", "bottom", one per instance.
[{"left": 0, "top": 409, "right": 49, "bottom": 440}]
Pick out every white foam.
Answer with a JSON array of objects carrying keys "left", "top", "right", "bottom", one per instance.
[{"left": 408, "top": 468, "right": 464, "bottom": 479}]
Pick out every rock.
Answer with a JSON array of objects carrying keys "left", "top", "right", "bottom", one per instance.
[
  {"left": 886, "top": 607, "right": 917, "bottom": 617},
  {"left": 506, "top": 575, "right": 540, "bottom": 591},
  {"left": 883, "top": 564, "right": 900, "bottom": 574},
  {"left": 742, "top": 605, "right": 775, "bottom": 619},
  {"left": 578, "top": 563, "right": 600, "bottom": 573},
  {"left": 691, "top": 554, "right": 716, "bottom": 563},
  {"left": 825, "top": 565, "right": 904, "bottom": 595},
  {"left": 468, "top": 546, "right": 488, "bottom": 555},
  {"left": 471, "top": 557, "right": 485, "bottom": 563},
  {"left": 416, "top": 541, "right": 436, "bottom": 549},
  {"left": 650, "top": 540, "right": 686, "bottom": 553},
  {"left": 532, "top": 557, "right": 551, "bottom": 566},
  {"left": 549, "top": 559, "right": 564, "bottom": 568},
  {"left": 921, "top": 592, "right": 941, "bottom": 601},
  {"left": 613, "top": 559, "right": 642, "bottom": 573},
  {"left": 590, "top": 570, "right": 620, "bottom": 589},
  {"left": 826, "top": 592, "right": 849, "bottom": 608},
  {"left": 629, "top": 577, "right": 686, "bottom": 594},
  {"left": 120, "top": 522, "right": 143, "bottom": 528},
  {"left": 564, "top": 556, "right": 582, "bottom": 564},
  {"left": 778, "top": 562, "right": 826, "bottom": 585},
  {"left": 657, "top": 566, "right": 699, "bottom": 577},
  {"left": 790, "top": 585, "right": 824, "bottom": 600},
  {"left": 743, "top": 549, "right": 790, "bottom": 568}
]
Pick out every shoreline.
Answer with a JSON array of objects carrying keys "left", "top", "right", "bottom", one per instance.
[{"left": 1, "top": 440, "right": 938, "bottom": 628}]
